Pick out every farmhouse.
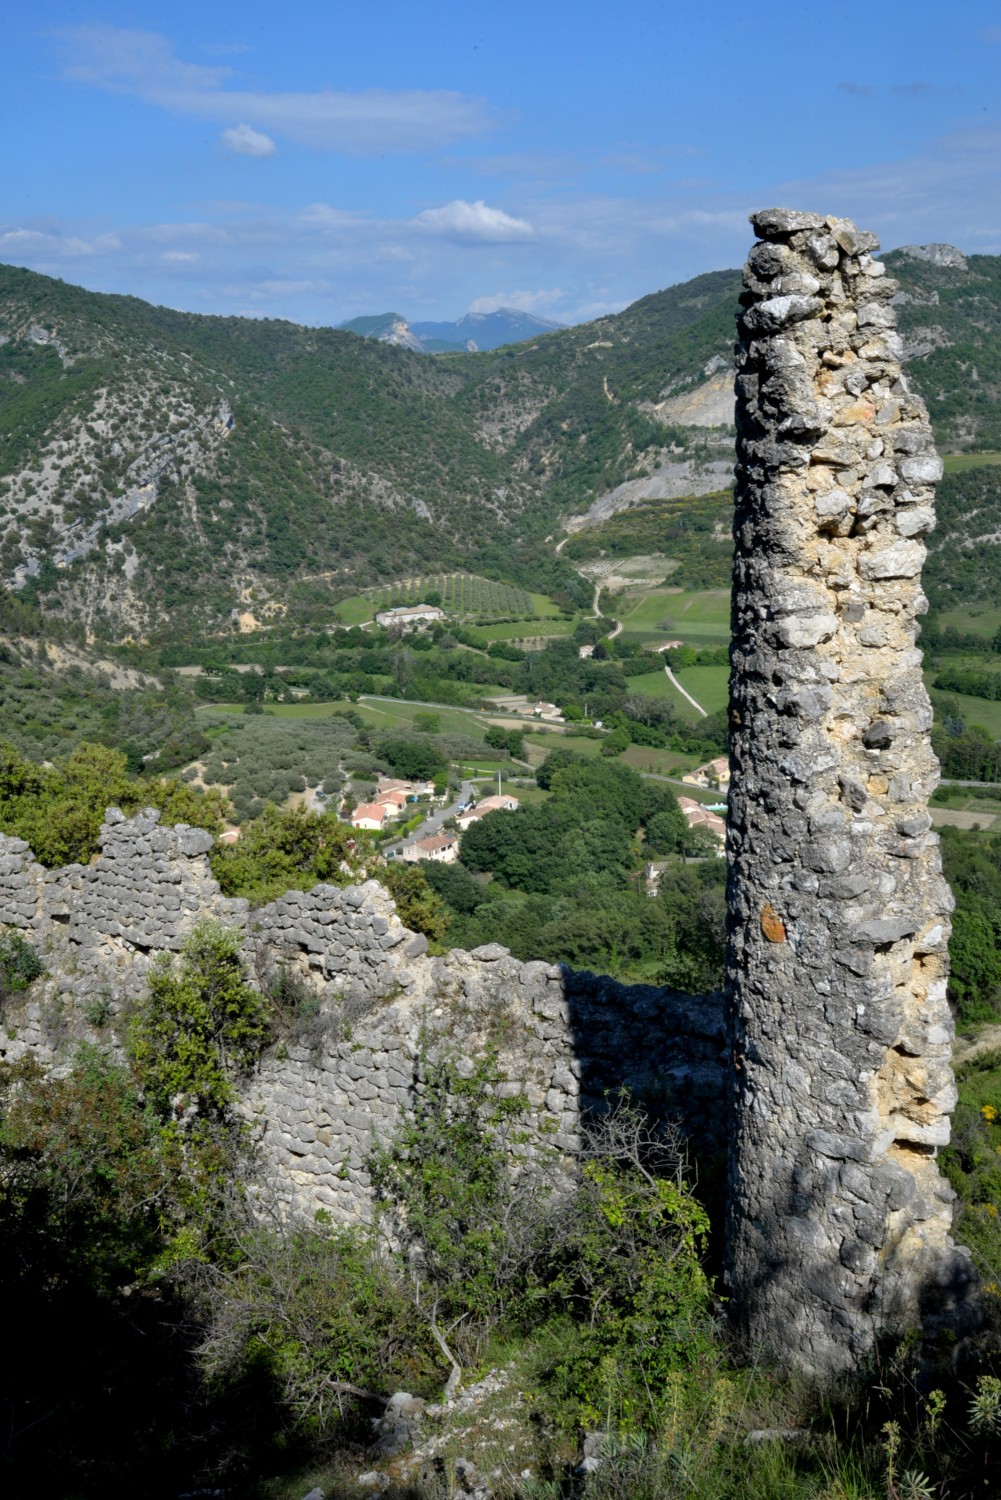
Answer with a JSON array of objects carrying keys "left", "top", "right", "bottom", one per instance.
[
  {"left": 374, "top": 604, "right": 445, "bottom": 629},
  {"left": 350, "top": 802, "right": 391, "bottom": 832},
  {"left": 676, "top": 794, "right": 726, "bottom": 843},
  {"left": 376, "top": 775, "right": 439, "bottom": 800},
  {"left": 401, "top": 833, "right": 459, "bottom": 864}
]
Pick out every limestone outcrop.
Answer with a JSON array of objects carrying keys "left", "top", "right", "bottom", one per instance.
[{"left": 726, "top": 208, "right": 975, "bottom": 1375}]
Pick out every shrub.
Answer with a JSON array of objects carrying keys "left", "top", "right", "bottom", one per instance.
[
  {"left": 541, "top": 1102, "right": 714, "bottom": 1430},
  {"left": 129, "top": 921, "right": 272, "bottom": 1125},
  {"left": 195, "top": 1216, "right": 438, "bottom": 1438},
  {"left": 0, "top": 928, "right": 45, "bottom": 1001}
]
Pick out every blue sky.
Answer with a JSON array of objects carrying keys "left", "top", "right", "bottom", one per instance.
[{"left": 3, "top": 1, "right": 1000, "bottom": 326}]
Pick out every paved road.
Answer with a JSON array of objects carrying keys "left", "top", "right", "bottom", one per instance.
[{"left": 383, "top": 779, "right": 476, "bottom": 854}]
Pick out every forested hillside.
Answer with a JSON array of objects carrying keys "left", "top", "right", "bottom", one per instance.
[{"left": 1, "top": 246, "right": 1000, "bottom": 642}]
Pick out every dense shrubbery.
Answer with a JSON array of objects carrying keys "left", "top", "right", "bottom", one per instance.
[
  {"left": 0, "top": 739, "right": 225, "bottom": 866},
  {"left": 210, "top": 801, "right": 365, "bottom": 905}
]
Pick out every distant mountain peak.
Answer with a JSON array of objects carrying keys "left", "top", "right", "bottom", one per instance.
[{"left": 339, "top": 305, "right": 563, "bottom": 355}]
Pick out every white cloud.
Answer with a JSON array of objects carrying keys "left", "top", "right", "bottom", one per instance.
[
  {"left": 221, "top": 123, "right": 276, "bottom": 157},
  {"left": 56, "top": 24, "right": 492, "bottom": 154},
  {"left": 0, "top": 226, "right": 121, "bottom": 258},
  {"left": 412, "top": 199, "right": 533, "bottom": 243}
]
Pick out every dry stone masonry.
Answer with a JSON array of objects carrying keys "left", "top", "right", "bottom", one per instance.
[
  {"left": 726, "top": 208, "right": 975, "bottom": 1376},
  {"left": 0, "top": 810, "right": 726, "bottom": 1224}
]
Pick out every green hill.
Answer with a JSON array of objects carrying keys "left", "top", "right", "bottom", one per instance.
[{"left": 1, "top": 245, "right": 999, "bottom": 642}]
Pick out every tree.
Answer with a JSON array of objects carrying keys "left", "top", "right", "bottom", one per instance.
[{"left": 380, "top": 735, "right": 448, "bottom": 782}]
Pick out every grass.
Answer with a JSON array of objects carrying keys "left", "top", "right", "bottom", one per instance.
[
  {"left": 523, "top": 731, "right": 603, "bottom": 759},
  {"left": 942, "top": 450, "right": 1001, "bottom": 473},
  {"left": 928, "top": 682, "right": 1001, "bottom": 740},
  {"left": 330, "top": 595, "right": 374, "bottom": 626},
  {"left": 614, "top": 587, "right": 731, "bottom": 645},
  {"left": 619, "top": 745, "right": 701, "bottom": 777},
  {"left": 624, "top": 668, "right": 675, "bottom": 698},
  {"left": 675, "top": 664, "right": 730, "bottom": 715},
  {"left": 933, "top": 605, "right": 1001, "bottom": 639},
  {"left": 467, "top": 617, "right": 577, "bottom": 643}
]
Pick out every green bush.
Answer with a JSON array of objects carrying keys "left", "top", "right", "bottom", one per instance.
[
  {"left": 210, "top": 802, "right": 366, "bottom": 906},
  {"left": 129, "top": 921, "right": 272, "bottom": 1125},
  {"left": 540, "top": 1103, "right": 714, "bottom": 1430},
  {"left": 195, "top": 1217, "right": 438, "bottom": 1438},
  {"left": 0, "top": 740, "right": 225, "bottom": 867},
  {"left": 0, "top": 928, "right": 45, "bottom": 1001}
]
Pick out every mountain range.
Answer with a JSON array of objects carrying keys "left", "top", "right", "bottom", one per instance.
[
  {"left": 0, "top": 242, "right": 999, "bottom": 642},
  {"left": 338, "top": 307, "right": 563, "bottom": 354}
]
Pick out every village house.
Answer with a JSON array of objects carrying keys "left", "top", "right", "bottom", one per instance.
[
  {"left": 455, "top": 793, "right": 520, "bottom": 830},
  {"left": 531, "top": 700, "right": 564, "bottom": 721},
  {"left": 676, "top": 795, "right": 726, "bottom": 846},
  {"left": 376, "top": 775, "right": 440, "bottom": 801},
  {"left": 401, "top": 832, "right": 460, "bottom": 864},
  {"left": 351, "top": 802, "right": 391, "bottom": 832},
  {"left": 373, "top": 788, "right": 408, "bottom": 814},
  {"left": 682, "top": 755, "right": 731, "bottom": 790},
  {"left": 374, "top": 603, "right": 445, "bottom": 629}
]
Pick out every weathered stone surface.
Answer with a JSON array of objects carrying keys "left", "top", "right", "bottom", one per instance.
[
  {"left": 727, "top": 209, "right": 975, "bottom": 1378},
  {"left": 0, "top": 812, "right": 728, "bottom": 1229}
]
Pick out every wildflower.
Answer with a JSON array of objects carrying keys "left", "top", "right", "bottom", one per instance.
[{"left": 982, "top": 1104, "right": 998, "bottom": 1122}]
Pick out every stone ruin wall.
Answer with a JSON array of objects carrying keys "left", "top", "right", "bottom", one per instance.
[
  {"left": 0, "top": 810, "right": 726, "bottom": 1225},
  {"left": 726, "top": 208, "right": 975, "bottom": 1376}
]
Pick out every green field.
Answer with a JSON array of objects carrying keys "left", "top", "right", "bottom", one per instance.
[
  {"left": 942, "top": 451, "right": 1001, "bottom": 474},
  {"left": 523, "top": 731, "right": 603, "bottom": 759},
  {"left": 615, "top": 587, "right": 730, "bottom": 644},
  {"left": 196, "top": 696, "right": 499, "bottom": 740},
  {"left": 933, "top": 605, "right": 1001, "bottom": 640},
  {"left": 623, "top": 668, "right": 674, "bottom": 698},
  {"left": 331, "top": 595, "right": 376, "bottom": 625},
  {"left": 675, "top": 664, "right": 730, "bottom": 715},
  {"left": 619, "top": 745, "right": 701, "bottom": 778}
]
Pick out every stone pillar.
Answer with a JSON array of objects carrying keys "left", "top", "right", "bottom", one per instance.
[{"left": 725, "top": 208, "right": 975, "bottom": 1377}]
